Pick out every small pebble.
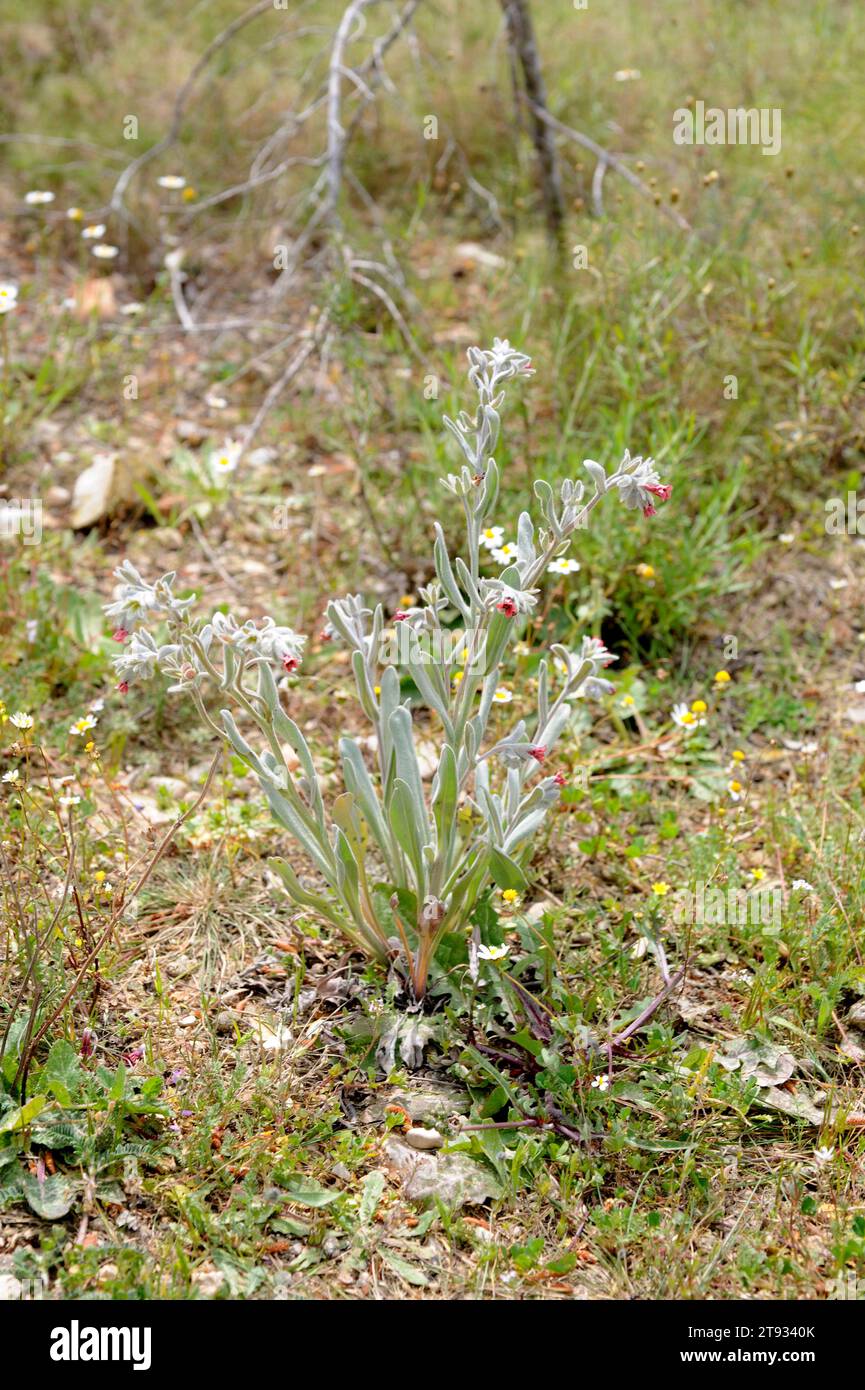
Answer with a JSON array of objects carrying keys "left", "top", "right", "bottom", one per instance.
[{"left": 404, "top": 1126, "right": 444, "bottom": 1151}]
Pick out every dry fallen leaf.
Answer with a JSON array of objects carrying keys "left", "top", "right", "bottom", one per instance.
[{"left": 72, "top": 276, "right": 117, "bottom": 320}]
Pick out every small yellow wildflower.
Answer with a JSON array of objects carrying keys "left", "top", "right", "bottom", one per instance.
[
  {"left": 731, "top": 749, "right": 745, "bottom": 762},
  {"left": 452, "top": 670, "right": 464, "bottom": 686},
  {"left": 714, "top": 670, "right": 732, "bottom": 685},
  {"left": 691, "top": 699, "right": 707, "bottom": 714},
  {"left": 635, "top": 563, "right": 655, "bottom": 580},
  {"left": 399, "top": 594, "right": 414, "bottom": 608},
  {"left": 750, "top": 868, "right": 765, "bottom": 881},
  {"left": 373, "top": 685, "right": 381, "bottom": 696},
  {"left": 651, "top": 881, "right": 670, "bottom": 896},
  {"left": 620, "top": 694, "right": 635, "bottom": 707},
  {"left": 93, "top": 870, "right": 106, "bottom": 883},
  {"left": 181, "top": 187, "right": 197, "bottom": 202},
  {"left": 502, "top": 888, "right": 520, "bottom": 904}
]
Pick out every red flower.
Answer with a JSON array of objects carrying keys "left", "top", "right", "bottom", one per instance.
[
  {"left": 117, "top": 681, "right": 129, "bottom": 694},
  {"left": 393, "top": 611, "right": 409, "bottom": 622},
  {"left": 529, "top": 745, "right": 547, "bottom": 763},
  {"left": 553, "top": 771, "right": 567, "bottom": 787},
  {"left": 112, "top": 628, "right": 129, "bottom": 643},
  {"left": 282, "top": 654, "right": 299, "bottom": 673},
  {"left": 642, "top": 503, "right": 657, "bottom": 518},
  {"left": 496, "top": 597, "right": 518, "bottom": 618}
]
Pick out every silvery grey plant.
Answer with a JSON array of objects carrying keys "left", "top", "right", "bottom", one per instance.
[{"left": 104, "top": 340, "right": 670, "bottom": 999}]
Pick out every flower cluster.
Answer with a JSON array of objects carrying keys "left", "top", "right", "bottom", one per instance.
[
  {"left": 609, "top": 451, "right": 673, "bottom": 518},
  {"left": 104, "top": 561, "right": 305, "bottom": 694}
]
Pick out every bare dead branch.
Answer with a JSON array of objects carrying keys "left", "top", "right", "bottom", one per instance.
[
  {"left": 109, "top": 0, "right": 277, "bottom": 221},
  {"left": 529, "top": 101, "right": 694, "bottom": 234}
]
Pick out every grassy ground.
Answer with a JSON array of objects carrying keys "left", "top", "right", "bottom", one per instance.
[{"left": 1, "top": 0, "right": 864, "bottom": 1300}]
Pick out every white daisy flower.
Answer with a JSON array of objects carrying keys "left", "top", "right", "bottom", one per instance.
[
  {"left": 548, "top": 557, "right": 581, "bottom": 575},
  {"left": 0, "top": 284, "right": 18, "bottom": 315},
  {"left": 70, "top": 715, "right": 98, "bottom": 736},
  {"left": 591, "top": 1074, "right": 610, "bottom": 1092},
  {"left": 671, "top": 702, "right": 699, "bottom": 730},
  {"left": 477, "top": 943, "right": 509, "bottom": 962},
  {"left": 613, "top": 68, "right": 641, "bottom": 82},
  {"left": 490, "top": 543, "right": 518, "bottom": 564},
  {"left": 58, "top": 795, "right": 81, "bottom": 808},
  {"left": 479, "top": 525, "right": 505, "bottom": 550},
  {"left": 25, "top": 190, "right": 55, "bottom": 205},
  {"left": 157, "top": 175, "right": 186, "bottom": 190},
  {"left": 2, "top": 769, "right": 20, "bottom": 784},
  {"left": 91, "top": 244, "right": 119, "bottom": 260},
  {"left": 813, "top": 1146, "right": 834, "bottom": 1165},
  {"left": 9, "top": 712, "right": 34, "bottom": 730},
  {"left": 492, "top": 687, "right": 513, "bottom": 704},
  {"left": 81, "top": 224, "right": 106, "bottom": 240},
  {"left": 208, "top": 439, "right": 242, "bottom": 479},
  {"left": 790, "top": 879, "right": 814, "bottom": 893}
]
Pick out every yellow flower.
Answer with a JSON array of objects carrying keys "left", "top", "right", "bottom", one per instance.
[
  {"left": 373, "top": 685, "right": 381, "bottom": 696},
  {"left": 620, "top": 694, "right": 635, "bottom": 707},
  {"left": 181, "top": 187, "right": 197, "bottom": 202},
  {"left": 452, "top": 670, "right": 464, "bottom": 686},
  {"left": 731, "top": 748, "right": 745, "bottom": 762},
  {"left": 691, "top": 699, "right": 707, "bottom": 714},
  {"left": 636, "top": 563, "right": 655, "bottom": 580},
  {"left": 502, "top": 889, "right": 520, "bottom": 904},
  {"left": 750, "top": 868, "right": 765, "bottom": 881},
  {"left": 399, "top": 594, "right": 414, "bottom": 608},
  {"left": 714, "top": 670, "right": 732, "bottom": 685},
  {"left": 93, "top": 870, "right": 106, "bottom": 883},
  {"left": 651, "top": 881, "right": 670, "bottom": 896}
]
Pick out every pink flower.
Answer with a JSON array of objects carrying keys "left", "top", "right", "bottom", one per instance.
[
  {"left": 642, "top": 503, "right": 657, "bottom": 518},
  {"left": 282, "top": 654, "right": 299, "bottom": 673},
  {"left": 496, "top": 597, "right": 518, "bottom": 617},
  {"left": 112, "top": 627, "right": 129, "bottom": 643},
  {"left": 80, "top": 1028, "right": 97, "bottom": 1059},
  {"left": 529, "top": 745, "right": 547, "bottom": 763},
  {"left": 646, "top": 483, "right": 672, "bottom": 502},
  {"left": 117, "top": 680, "right": 129, "bottom": 694},
  {"left": 553, "top": 771, "right": 567, "bottom": 787},
  {"left": 393, "top": 611, "right": 409, "bottom": 622}
]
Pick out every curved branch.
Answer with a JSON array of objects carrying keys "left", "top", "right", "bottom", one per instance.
[{"left": 109, "top": 0, "right": 276, "bottom": 220}]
